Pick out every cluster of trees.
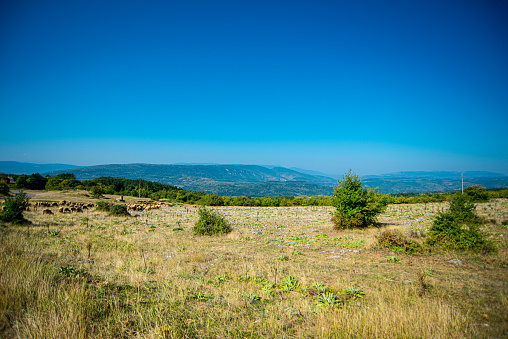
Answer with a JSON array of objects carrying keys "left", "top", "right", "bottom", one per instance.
[{"left": 2, "top": 172, "right": 507, "bottom": 207}]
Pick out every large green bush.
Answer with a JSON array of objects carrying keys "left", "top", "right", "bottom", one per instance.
[
  {"left": 464, "top": 185, "right": 488, "bottom": 202},
  {"left": 426, "top": 194, "right": 495, "bottom": 253},
  {"left": 109, "top": 204, "right": 130, "bottom": 217},
  {"left": 0, "top": 179, "right": 9, "bottom": 195},
  {"left": 95, "top": 201, "right": 111, "bottom": 212},
  {"left": 331, "top": 170, "right": 387, "bottom": 229},
  {"left": 193, "top": 207, "right": 232, "bottom": 236},
  {"left": 0, "top": 192, "right": 30, "bottom": 224}
]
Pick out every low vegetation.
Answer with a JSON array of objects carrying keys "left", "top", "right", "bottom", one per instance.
[{"left": 377, "top": 230, "right": 423, "bottom": 254}]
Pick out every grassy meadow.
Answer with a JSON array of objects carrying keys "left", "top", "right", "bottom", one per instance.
[{"left": 1, "top": 190, "right": 508, "bottom": 338}]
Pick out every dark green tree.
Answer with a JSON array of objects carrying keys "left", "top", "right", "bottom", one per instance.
[
  {"left": 26, "top": 173, "right": 47, "bottom": 190},
  {"left": 90, "top": 184, "right": 106, "bottom": 197},
  {"left": 0, "top": 192, "right": 30, "bottom": 223},
  {"left": 0, "top": 179, "right": 9, "bottom": 195},
  {"left": 16, "top": 175, "right": 28, "bottom": 188},
  {"left": 331, "top": 170, "right": 387, "bottom": 229},
  {"left": 465, "top": 185, "right": 488, "bottom": 202},
  {"left": 427, "top": 193, "right": 495, "bottom": 253}
]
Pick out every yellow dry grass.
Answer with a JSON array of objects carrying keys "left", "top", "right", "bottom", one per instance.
[{"left": 1, "top": 191, "right": 507, "bottom": 338}]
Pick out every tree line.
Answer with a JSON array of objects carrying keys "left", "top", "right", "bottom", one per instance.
[{"left": 2, "top": 172, "right": 507, "bottom": 207}]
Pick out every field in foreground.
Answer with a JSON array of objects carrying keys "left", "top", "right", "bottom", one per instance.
[{"left": 1, "top": 191, "right": 508, "bottom": 338}]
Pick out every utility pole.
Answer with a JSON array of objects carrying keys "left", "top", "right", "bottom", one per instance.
[
  {"left": 461, "top": 172, "right": 464, "bottom": 194},
  {"left": 139, "top": 176, "right": 141, "bottom": 198}
]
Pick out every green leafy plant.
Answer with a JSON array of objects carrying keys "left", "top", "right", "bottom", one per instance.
[
  {"left": 208, "top": 274, "right": 230, "bottom": 286},
  {"left": 331, "top": 170, "right": 387, "bottom": 229},
  {"left": 193, "top": 207, "right": 232, "bottom": 236},
  {"left": 276, "top": 255, "right": 289, "bottom": 261},
  {"left": 190, "top": 292, "right": 214, "bottom": 301},
  {"left": 47, "top": 230, "right": 61, "bottom": 237},
  {"left": 386, "top": 256, "right": 401, "bottom": 263},
  {"left": 243, "top": 293, "right": 262, "bottom": 304},
  {"left": 238, "top": 274, "right": 251, "bottom": 282},
  {"left": 343, "top": 286, "right": 365, "bottom": 299},
  {"left": 137, "top": 267, "right": 155, "bottom": 274},
  {"left": 315, "top": 292, "right": 343, "bottom": 307},
  {"left": 59, "top": 265, "right": 87, "bottom": 278},
  {"left": 280, "top": 275, "right": 299, "bottom": 292},
  {"left": 311, "top": 283, "right": 331, "bottom": 294}
]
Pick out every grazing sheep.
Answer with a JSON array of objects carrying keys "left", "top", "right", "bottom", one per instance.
[{"left": 43, "top": 209, "right": 54, "bottom": 215}]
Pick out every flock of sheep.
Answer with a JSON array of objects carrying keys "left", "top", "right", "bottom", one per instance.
[
  {"left": 31, "top": 200, "right": 175, "bottom": 215},
  {"left": 34, "top": 200, "right": 96, "bottom": 215}
]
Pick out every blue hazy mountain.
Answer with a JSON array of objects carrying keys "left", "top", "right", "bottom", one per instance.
[{"left": 0, "top": 161, "right": 81, "bottom": 175}]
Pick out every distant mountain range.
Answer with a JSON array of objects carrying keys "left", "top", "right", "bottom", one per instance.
[
  {"left": 0, "top": 161, "right": 81, "bottom": 175},
  {"left": 43, "top": 163, "right": 336, "bottom": 196},
  {"left": 1, "top": 161, "right": 507, "bottom": 196}
]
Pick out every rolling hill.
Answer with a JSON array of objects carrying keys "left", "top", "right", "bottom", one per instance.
[
  {"left": 45, "top": 163, "right": 336, "bottom": 196},
  {"left": 3, "top": 161, "right": 507, "bottom": 196}
]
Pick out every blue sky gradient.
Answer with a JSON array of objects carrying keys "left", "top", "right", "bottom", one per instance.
[{"left": 1, "top": 0, "right": 507, "bottom": 175}]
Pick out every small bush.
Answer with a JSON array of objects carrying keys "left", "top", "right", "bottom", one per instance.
[
  {"left": 426, "top": 194, "right": 496, "bottom": 253},
  {"left": 193, "top": 207, "right": 232, "bottom": 236},
  {"left": 95, "top": 201, "right": 111, "bottom": 212},
  {"left": 109, "top": 204, "right": 130, "bottom": 217},
  {"left": 0, "top": 192, "right": 30, "bottom": 224},
  {"left": 377, "top": 230, "right": 423, "bottom": 254}
]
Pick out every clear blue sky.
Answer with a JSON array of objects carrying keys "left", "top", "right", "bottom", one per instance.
[{"left": 1, "top": 0, "right": 507, "bottom": 176}]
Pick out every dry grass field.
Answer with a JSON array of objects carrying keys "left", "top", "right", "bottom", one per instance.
[{"left": 1, "top": 190, "right": 508, "bottom": 338}]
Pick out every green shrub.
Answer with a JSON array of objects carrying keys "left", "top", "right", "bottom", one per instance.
[
  {"left": 95, "top": 201, "right": 111, "bottom": 212},
  {"left": 192, "top": 207, "right": 232, "bottom": 236},
  {"left": 464, "top": 185, "right": 488, "bottom": 202},
  {"left": 331, "top": 170, "right": 387, "bottom": 229},
  {"left": 0, "top": 179, "right": 9, "bottom": 195},
  {"left": 0, "top": 192, "right": 30, "bottom": 224},
  {"left": 426, "top": 194, "right": 495, "bottom": 253},
  {"left": 109, "top": 204, "right": 130, "bottom": 217},
  {"left": 377, "top": 230, "right": 423, "bottom": 254}
]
